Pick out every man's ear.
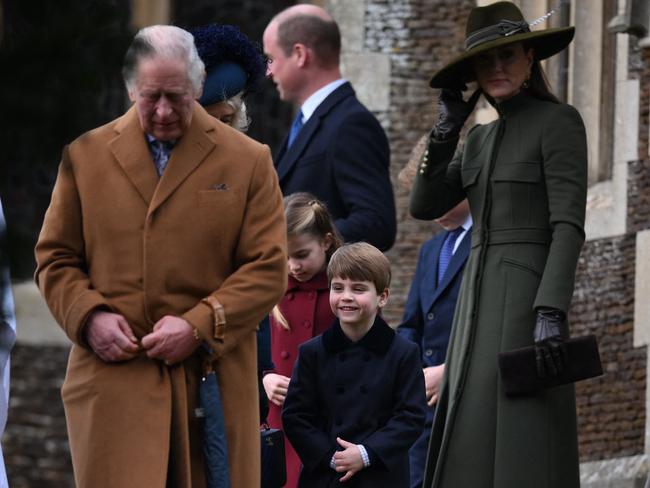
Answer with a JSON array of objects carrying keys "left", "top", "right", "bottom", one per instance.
[{"left": 293, "top": 43, "right": 309, "bottom": 68}]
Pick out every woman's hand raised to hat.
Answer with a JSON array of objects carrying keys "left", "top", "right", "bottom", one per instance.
[{"left": 432, "top": 88, "right": 482, "bottom": 141}]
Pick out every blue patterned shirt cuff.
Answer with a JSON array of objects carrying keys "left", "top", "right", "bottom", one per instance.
[
  {"left": 330, "top": 454, "right": 336, "bottom": 470},
  {"left": 357, "top": 444, "right": 371, "bottom": 467}
]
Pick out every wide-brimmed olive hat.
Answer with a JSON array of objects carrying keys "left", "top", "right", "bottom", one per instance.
[{"left": 430, "top": 1, "right": 575, "bottom": 89}]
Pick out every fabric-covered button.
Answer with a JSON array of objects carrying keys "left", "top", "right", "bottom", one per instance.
[
  {"left": 303, "top": 320, "right": 311, "bottom": 328},
  {"left": 280, "top": 350, "right": 290, "bottom": 359},
  {"left": 308, "top": 291, "right": 316, "bottom": 300}
]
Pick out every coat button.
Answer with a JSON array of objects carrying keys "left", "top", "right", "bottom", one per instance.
[
  {"left": 303, "top": 320, "right": 311, "bottom": 328},
  {"left": 427, "top": 312, "right": 435, "bottom": 320},
  {"left": 425, "top": 349, "right": 433, "bottom": 357},
  {"left": 280, "top": 351, "right": 290, "bottom": 359},
  {"left": 337, "top": 386, "right": 345, "bottom": 394},
  {"left": 308, "top": 291, "right": 315, "bottom": 300}
]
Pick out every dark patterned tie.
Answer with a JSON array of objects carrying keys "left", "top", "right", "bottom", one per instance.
[
  {"left": 150, "top": 140, "right": 174, "bottom": 176},
  {"left": 287, "top": 110, "right": 304, "bottom": 148},
  {"left": 437, "top": 227, "right": 464, "bottom": 285}
]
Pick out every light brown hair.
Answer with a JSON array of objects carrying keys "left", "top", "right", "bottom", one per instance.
[
  {"left": 327, "top": 242, "right": 391, "bottom": 293},
  {"left": 272, "top": 193, "right": 342, "bottom": 329}
]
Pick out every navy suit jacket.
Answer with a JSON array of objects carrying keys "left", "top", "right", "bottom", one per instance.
[
  {"left": 275, "top": 82, "right": 396, "bottom": 251},
  {"left": 397, "top": 228, "right": 471, "bottom": 400}
]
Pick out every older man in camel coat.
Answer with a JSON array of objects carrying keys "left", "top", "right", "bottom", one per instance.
[{"left": 35, "top": 25, "right": 287, "bottom": 488}]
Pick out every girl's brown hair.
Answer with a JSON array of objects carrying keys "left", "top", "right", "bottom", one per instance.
[{"left": 272, "top": 193, "right": 342, "bottom": 329}]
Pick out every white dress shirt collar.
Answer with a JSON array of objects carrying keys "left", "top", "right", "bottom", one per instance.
[{"left": 300, "top": 79, "right": 347, "bottom": 123}]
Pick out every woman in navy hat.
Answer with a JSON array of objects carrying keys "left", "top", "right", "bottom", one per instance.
[
  {"left": 410, "top": 2, "right": 587, "bottom": 487},
  {"left": 191, "top": 24, "right": 267, "bottom": 131}
]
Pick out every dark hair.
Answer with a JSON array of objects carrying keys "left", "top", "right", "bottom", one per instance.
[
  {"left": 327, "top": 242, "right": 391, "bottom": 292},
  {"left": 284, "top": 192, "right": 342, "bottom": 261},
  {"left": 526, "top": 58, "right": 560, "bottom": 104},
  {"left": 276, "top": 14, "right": 340, "bottom": 68}
]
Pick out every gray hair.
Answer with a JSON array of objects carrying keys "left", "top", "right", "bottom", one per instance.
[{"left": 122, "top": 25, "right": 205, "bottom": 96}]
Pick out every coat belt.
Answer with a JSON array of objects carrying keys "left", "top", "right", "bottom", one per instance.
[{"left": 471, "top": 228, "right": 551, "bottom": 248}]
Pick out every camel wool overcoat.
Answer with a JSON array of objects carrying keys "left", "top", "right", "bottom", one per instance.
[
  {"left": 35, "top": 103, "right": 287, "bottom": 488},
  {"left": 410, "top": 92, "right": 587, "bottom": 488}
]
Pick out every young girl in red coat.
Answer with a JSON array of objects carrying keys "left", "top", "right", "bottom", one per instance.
[{"left": 263, "top": 192, "right": 342, "bottom": 488}]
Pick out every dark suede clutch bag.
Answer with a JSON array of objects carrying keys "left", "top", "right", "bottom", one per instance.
[{"left": 498, "top": 335, "right": 603, "bottom": 397}]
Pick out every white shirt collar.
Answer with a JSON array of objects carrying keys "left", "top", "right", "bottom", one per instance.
[
  {"left": 452, "top": 214, "right": 473, "bottom": 254},
  {"left": 300, "top": 79, "right": 347, "bottom": 122}
]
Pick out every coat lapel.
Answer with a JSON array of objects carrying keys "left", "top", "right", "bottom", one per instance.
[
  {"left": 275, "top": 82, "right": 355, "bottom": 183},
  {"left": 425, "top": 228, "right": 472, "bottom": 312},
  {"left": 149, "top": 104, "right": 216, "bottom": 215},
  {"left": 109, "top": 106, "right": 159, "bottom": 206}
]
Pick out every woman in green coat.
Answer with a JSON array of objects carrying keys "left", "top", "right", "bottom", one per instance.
[{"left": 411, "top": 3, "right": 587, "bottom": 487}]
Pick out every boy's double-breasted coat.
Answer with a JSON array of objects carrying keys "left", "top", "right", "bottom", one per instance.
[
  {"left": 35, "top": 103, "right": 287, "bottom": 488},
  {"left": 282, "top": 317, "right": 426, "bottom": 488},
  {"left": 410, "top": 92, "right": 587, "bottom": 488}
]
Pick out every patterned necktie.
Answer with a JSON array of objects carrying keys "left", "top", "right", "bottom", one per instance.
[
  {"left": 150, "top": 140, "right": 174, "bottom": 176},
  {"left": 287, "top": 110, "right": 304, "bottom": 148},
  {"left": 437, "top": 227, "right": 464, "bottom": 285}
]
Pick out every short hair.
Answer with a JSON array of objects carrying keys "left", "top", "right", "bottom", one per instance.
[
  {"left": 122, "top": 25, "right": 204, "bottom": 95},
  {"left": 327, "top": 243, "right": 391, "bottom": 292},
  {"left": 276, "top": 14, "right": 340, "bottom": 67},
  {"left": 284, "top": 192, "right": 342, "bottom": 260}
]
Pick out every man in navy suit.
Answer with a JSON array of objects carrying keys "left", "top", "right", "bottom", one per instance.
[
  {"left": 263, "top": 4, "right": 396, "bottom": 251},
  {"left": 397, "top": 199, "right": 471, "bottom": 488}
]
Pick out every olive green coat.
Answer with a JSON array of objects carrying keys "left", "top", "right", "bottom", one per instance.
[{"left": 410, "top": 93, "right": 587, "bottom": 488}]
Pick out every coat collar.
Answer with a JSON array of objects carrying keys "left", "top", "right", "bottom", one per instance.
[
  {"left": 109, "top": 102, "right": 217, "bottom": 214},
  {"left": 275, "top": 82, "right": 355, "bottom": 183},
  {"left": 286, "top": 270, "right": 330, "bottom": 292},
  {"left": 322, "top": 314, "right": 394, "bottom": 355}
]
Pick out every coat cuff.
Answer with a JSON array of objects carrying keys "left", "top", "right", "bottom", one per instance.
[{"left": 64, "top": 290, "right": 111, "bottom": 347}]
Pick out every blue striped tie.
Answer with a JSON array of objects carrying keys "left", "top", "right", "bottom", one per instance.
[
  {"left": 287, "top": 110, "right": 304, "bottom": 148},
  {"left": 437, "top": 227, "right": 463, "bottom": 285}
]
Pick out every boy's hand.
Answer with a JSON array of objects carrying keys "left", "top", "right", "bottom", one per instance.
[
  {"left": 333, "top": 437, "right": 364, "bottom": 482},
  {"left": 423, "top": 364, "right": 445, "bottom": 406},
  {"left": 262, "top": 373, "right": 290, "bottom": 406}
]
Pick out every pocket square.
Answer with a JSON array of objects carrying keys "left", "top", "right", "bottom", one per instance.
[{"left": 210, "top": 183, "right": 229, "bottom": 191}]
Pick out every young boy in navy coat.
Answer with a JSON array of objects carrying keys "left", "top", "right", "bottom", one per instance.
[{"left": 282, "top": 242, "right": 426, "bottom": 487}]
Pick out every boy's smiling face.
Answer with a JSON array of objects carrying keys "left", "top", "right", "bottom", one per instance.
[{"left": 329, "top": 277, "right": 389, "bottom": 333}]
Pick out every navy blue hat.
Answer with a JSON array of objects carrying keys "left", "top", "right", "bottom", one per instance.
[{"left": 190, "top": 24, "right": 267, "bottom": 106}]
